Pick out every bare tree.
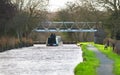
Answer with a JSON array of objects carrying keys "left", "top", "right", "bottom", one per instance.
[
  {"left": 55, "top": 1, "right": 107, "bottom": 41},
  {"left": 95, "top": 0, "right": 120, "bottom": 39},
  {"left": 0, "top": 0, "right": 16, "bottom": 36},
  {"left": 6, "top": 0, "right": 49, "bottom": 40}
]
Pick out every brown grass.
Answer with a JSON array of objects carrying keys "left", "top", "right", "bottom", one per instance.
[{"left": 0, "top": 37, "right": 33, "bottom": 51}]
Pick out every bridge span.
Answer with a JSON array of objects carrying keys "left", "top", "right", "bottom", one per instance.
[
  {"left": 33, "top": 22, "right": 102, "bottom": 32},
  {"left": 0, "top": 44, "right": 83, "bottom": 75}
]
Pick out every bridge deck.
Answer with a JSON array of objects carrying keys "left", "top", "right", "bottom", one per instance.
[
  {"left": 0, "top": 44, "right": 83, "bottom": 75},
  {"left": 34, "top": 29, "right": 97, "bottom": 32}
]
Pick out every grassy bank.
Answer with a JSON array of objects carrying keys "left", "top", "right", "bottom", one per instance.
[
  {"left": 74, "top": 43, "right": 99, "bottom": 75},
  {"left": 94, "top": 44, "right": 120, "bottom": 75}
]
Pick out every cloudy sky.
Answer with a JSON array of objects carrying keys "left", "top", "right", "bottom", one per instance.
[{"left": 48, "top": 0, "right": 75, "bottom": 12}]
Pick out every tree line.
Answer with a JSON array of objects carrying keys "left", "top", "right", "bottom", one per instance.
[
  {"left": 0, "top": 0, "right": 48, "bottom": 37},
  {"left": 0, "top": 0, "right": 48, "bottom": 51},
  {"left": 0, "top": 0, "right": 120, "bottom": 48},
  {"left": 53, "top": 0, "right": 120, "bottom": 41}
]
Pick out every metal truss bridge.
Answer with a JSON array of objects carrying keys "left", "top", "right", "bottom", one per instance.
[{"left": 33, "top": 22, "right": 102, "bottom": 32}]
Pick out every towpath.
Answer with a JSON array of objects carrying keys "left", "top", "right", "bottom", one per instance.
[{"left": 87, "top": 45, "right": 114, "bottom": 75}]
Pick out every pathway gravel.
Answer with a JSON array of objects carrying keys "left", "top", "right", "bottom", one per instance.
[{"left": 87, "top": 45, "right": 114, "bottom": 75}]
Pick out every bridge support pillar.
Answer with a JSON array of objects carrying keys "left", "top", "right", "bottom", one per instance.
[{"left": 94, "top": 28, "right": 106, "bottom": 44}]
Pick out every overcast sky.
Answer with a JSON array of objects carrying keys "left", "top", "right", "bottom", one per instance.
[{"left": 48, "top": 0, "right": 75, "bottom": 12}]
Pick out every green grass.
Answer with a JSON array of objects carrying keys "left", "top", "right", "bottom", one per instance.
[
  {"left": 94, "top": 44, "right": 120, "bottom": 75},
  {"left": 74, "top": 42, "right": 99, "bottom": 75},
  {"left": 75, "top": 42, "right": 120, "bottom": 75}
]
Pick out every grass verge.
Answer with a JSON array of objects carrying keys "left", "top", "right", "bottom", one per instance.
[
  {"left": 74, "top": 42, "right": 99, "bottom": 75},
  {"left": 94, "top": 44, "right": 120, "bottom": 75}
]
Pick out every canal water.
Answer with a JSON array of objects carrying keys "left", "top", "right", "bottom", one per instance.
[{"left": 0, "top": 44, "right": 83, "bottom": 75}]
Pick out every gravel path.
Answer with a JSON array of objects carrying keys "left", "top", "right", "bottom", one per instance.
[
  {"left": 0, "top": 44, "right": 83, "bottom": 75},
  {"left": 87, "top": 45, "right": 114, "bottom": 75}
]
